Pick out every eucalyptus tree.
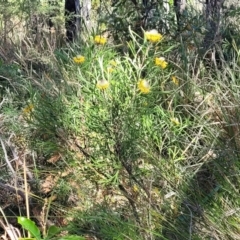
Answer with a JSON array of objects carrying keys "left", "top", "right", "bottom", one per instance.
[
  {"left": 174, "top": 0, "right": 187, "bottom": 29},
  {"left": 202, "top": 0, "right": 225, "bottom": 65}
]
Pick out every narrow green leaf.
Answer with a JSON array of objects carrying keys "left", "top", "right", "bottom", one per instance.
[
  {"left": 46, "top": 225, "right": 60, "bottom": 239},
  {"left": 18, "top": 238, "right": 36, "bottom": 240},
  {"left": 17, "top": 217, "right": 41, "bottom": 240},
  {"left": 58, "top": 236, "right": 85, "bottom": 240}
]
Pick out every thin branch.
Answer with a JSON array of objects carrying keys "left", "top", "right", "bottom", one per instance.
[{"left": 0, "top": 137, "right": 16, "bottom": 177}]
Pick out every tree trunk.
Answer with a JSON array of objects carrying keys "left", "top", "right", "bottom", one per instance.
[
  {"left": 202, "top": 0, "right": 225, "bottom": 66},
  {"left": 65, "top": 0, "right": 80, "bottom": 42},
  {"left": 81, "top": 0, "right": 91, "bottom": 32},
  {"left": 174, "top": 0, "right": 187, "bottom": 30},
  {"left": 65, "top": 0, "right": 92, "bottom": 42}
]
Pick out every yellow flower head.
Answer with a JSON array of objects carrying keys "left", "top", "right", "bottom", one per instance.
[
  {"left": 170, "top": 117, "right": 180, "bottom": 126},
  {"left": 145, "top": 30, "right": 163, "bottom": 43},
  {"left": 94, "top": 35, "right": 107, "bottom": 45},
  {"left": 138, "top": 79, "right": 150, "bottom": 94},
  {"left": 155, "top": 57, "right": 168, "bottom": 69},
  {"left": 107, "top": 67, "right": 114, "bottom": 73},
  {"left": 23, "top": 104, "right": 34, "bottom": 114},
  {"left": 171, "top": 76, "right": 179, "bottom": 86},
  {"left": 133, "top": 185, "right": 139, "bottom": 193},
  {"left": 96, "top": 79, "right": 110, "bottom": 90},
  {"left": 106, "top": 60, "right": 118, "bottom": 73},
  {"left": 109, "top": 60, "right": 117, "bottom": 67},
  {"left": 73, "top": 55, "right": 85, "bottom": 64}
]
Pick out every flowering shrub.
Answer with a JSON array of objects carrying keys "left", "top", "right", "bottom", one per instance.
[{"left": 24, "top": 26, "right": 216, "bottom": 240}]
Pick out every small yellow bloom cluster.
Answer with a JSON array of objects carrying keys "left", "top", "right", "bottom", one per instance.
[
  {"left": 171, "top": 76, "right": 179, "bottom": 86},
  {"left": 109, "top": 60, "right": 117, "bottom": 67},
  {"left": 96, "top": 79, "right": 110, "bottom": 90},
  {"left": 73, "top": 55, "right": 85, "bottom": 64},
  {"left": 133, "top": 184, "right": 139, "bottom": 193},
  {"left": 145, "top": 30, "right": 163, "bottom": 43},
  {"left": 137, "top": 79, "right": 151, "bottom": 94},
  {"left": 107, "top": 67, "right": 114, "bottom": 73},
  {"left": 155, "top": 57, "right": 168, "bottom": 69},
  {"left": 23, "top": 104, "right": 34, "bottom": 114},
  {"left": 107, "top": 60, "right": 118, "bottom": 73},
  {"left": 94, "top": 35, "right": 107, "bottom": 45},
  {"left": 170, "top": 117, "right": 180, "bottom": 126}
]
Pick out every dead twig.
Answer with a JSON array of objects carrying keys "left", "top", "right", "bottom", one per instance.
[{"left": 0, "top": 137, "right": 16, "bottom": 177}]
